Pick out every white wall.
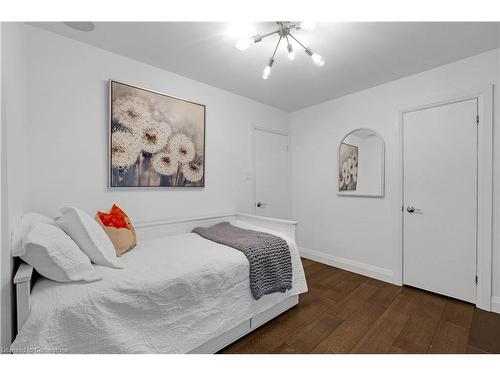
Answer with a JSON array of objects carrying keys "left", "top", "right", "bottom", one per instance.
[
  {"left": 291, "top": 49, "right": 500, "bottom": 303},
  {"left": 22, "top": 23, "right": 289, "bottom": 220},
  {"left": 0, "top": 23, "right": 289, "bottom": 346},
  {"left": 1, "top": 23, "right": 30, "bottom": 348}
]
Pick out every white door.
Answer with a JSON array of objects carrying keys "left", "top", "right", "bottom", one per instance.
[
  {"left": 254, "top": 128, "right": 289, "bottom": 219},
  {"left": 403, "top": 99, "right": 477, "bottom": 303}
]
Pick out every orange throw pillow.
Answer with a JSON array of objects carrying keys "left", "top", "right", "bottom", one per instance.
[{"left": 96, "top": 204, "right": 137, "bottom": 256}]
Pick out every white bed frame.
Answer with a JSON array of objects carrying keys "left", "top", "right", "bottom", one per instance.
[{"left": 12, "top": 212, "right": 300, "bottom": 353}]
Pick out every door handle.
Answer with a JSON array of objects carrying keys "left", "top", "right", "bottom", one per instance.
[
  {"left": 406, "top": 206, "right": 422, "bottom": 214},
  {"left": 256, "top": 202, "right": 267, "bottom": 208}
]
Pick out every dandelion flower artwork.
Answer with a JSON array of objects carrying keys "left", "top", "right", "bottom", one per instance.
[
  {"left": 347, "top": 158, "right": 354, "bottom": 175},
  {"left": 338, "top": 142, "right": 358, "bottom": 192},
  {"left": 345, "top": 173, "right": 352, "bottom": 186},
  {"left": 112, "top": 95, "right": 151, "bottom": 131},
  {"left": 168, "top": 132, "right": 196, "bottom": 164},
  {"left": 111, "top": 131, "right": 142, "bottom": 169},
  {"left": 352, "top": 152, "right": 358, "bottom": 166},
  {"left": 110, "top": 80, "right": 205, "bottom": 187},
  {"left": 352, "top": 166, "right": 358, "bottom": 183},
  {"left": 151, "top": 151, "right": 179, "bottom": 176},
  {"left": 181, "top": 161, "right": 204, "bottom": 183},
  {"left": 139, "top": 120, "right": 172, "bottom": 154},
  {"left": 342, "top": 161, "right": 349, "bottom": 179}
]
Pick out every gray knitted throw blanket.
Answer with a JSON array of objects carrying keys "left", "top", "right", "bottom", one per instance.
[{"left": 192, "top": 222, "right": 292, "bottom": 300}]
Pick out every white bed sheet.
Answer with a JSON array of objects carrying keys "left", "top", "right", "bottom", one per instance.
[{"left": 11, "top": 224, "right": 307, "bottom": 353}]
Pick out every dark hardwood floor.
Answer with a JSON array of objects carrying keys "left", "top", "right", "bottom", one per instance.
[{"left": 221, "top": 258, "right": 500, "bottom": 354}]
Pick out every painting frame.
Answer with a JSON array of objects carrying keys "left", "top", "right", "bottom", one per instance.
[{"left": 108, "top": 79, "right": 206, "bottom": 188}]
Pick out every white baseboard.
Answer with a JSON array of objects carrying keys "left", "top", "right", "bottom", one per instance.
[
  {"left": 299, "top": 247, "right": 396, "bottom": 285},
  {"left": 491, "top": 296, "right": 500, "bottom": 314}
]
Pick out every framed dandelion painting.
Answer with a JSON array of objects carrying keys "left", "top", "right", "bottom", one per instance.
[
  {"left": 109, "top": 80, "right": 205, "bottom": 187},
  {"left": 338, "top": 142, "right": 358, "bottom": 191}
]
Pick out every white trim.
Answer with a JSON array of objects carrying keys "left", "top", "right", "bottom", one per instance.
[
  {"left": 491, "top": 296, "right": 500, "bottom": 314},
  {"left": 134, "top": 212, "right": 235, "bottom": 229},
  {"left": 299, "top": 247, "right": 395, "bottom": 284},
  {"left": 133, "top": 212, "right": 297, "bottom": 241},
  {"left": 236, "top": 213, "right": 297, "bottom": 225},
  {"left": 250, "top": 123, "right": 291, "bottom": 218},
  {"left": 398, "top": 85, "right": 494, "bottom": 311}
]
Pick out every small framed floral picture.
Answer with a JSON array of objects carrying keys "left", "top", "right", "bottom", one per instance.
[
  {"left": 338, "top": 142, "right": 358, "bottom": 191},
  {"left": 109, "top": 80, "right": 205, "bottom": 187}
]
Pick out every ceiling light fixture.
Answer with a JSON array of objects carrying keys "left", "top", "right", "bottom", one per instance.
[{"left": 235, "top": 21, "right": 324, "bottom": 79}]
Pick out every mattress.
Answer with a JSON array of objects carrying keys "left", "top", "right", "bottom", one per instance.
[{"left": 11, "top": 223, "right": 307, "bottom": 353}]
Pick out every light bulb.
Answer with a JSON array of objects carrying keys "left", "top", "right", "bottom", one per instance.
[
  {"left": 311, "top": 53, "right": 325, "bottom": 67},
  {"left": 262, "top": 65, "right": 272, "bottom": 80},
  {"left": 287, "top": 43, "right": 295, "bottom": 61},
  {"left": 235, "top": 37, "right": 253, "bottom": 51},
  {"left": 300, "top": 21, "right": 316, "bottom": 31}
]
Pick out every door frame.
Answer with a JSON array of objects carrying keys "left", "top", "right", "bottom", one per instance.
[
  {"left": 250, "top": 124, "right": 291, "bottom": 218},
  {"left": 397, "top": 85, "right": 493, "bottom": 311}
]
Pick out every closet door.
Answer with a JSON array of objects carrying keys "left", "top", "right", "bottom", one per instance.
[
  {"left": 254, "top": 128, "right": 289, "bottom": 219},
  {"left": 403, "top": 99, "right": 477, "bottom": 303}
]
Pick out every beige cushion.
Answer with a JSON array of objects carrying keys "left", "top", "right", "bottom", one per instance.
[{"left": 96, "top": 205, "right": 137, "bottom": 257}]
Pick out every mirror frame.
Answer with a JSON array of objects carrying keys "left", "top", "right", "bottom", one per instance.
[{"left": 337, "top": 128, "right": 385, "bottom": 198}]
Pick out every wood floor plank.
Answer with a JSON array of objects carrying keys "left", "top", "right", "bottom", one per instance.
[
  {"left": 366, "top": 283, "right": 402, "bottom": 309},
  {"left": 441, "top": 298, "right": 474, "bottom": 329},
  {"left": 286, "top": 313, "right": 344, "bottom": 353},
  {"left": 351, "top": 295, "right": 417, "bottom": 353},
  {"left": 400, "top": 286, "right": 426, "bottom": 304},
  {"left": 388, "top": 346, "right": 409, "bottom": 354},
  {"left": 428, "top": 320, "right": 469, "bottom": 354},
  {"left": 468, "top": 308, "right": 500, "bottom": 353},
  {"left": 303, "top": 261, "right": 328, "bottom": 277},
  {"left": 311, "top": 305, "right": 386, "bottom": 353},
  {"left": 392, "top": 292, "right": 446, "bottom": 353},
  {"left": 321, "top": 274, "right": 366, "bottom": 305},
  {"left": 319, "top": 267, "right": 352, "bottom": 288},
  {"left": 220, "top": 260, "right": 500, "bottom": 354},
  {"left": 467, "top": 345, "right": 490, "bottom": 354},
  {"left": 229, "top": 294, "right": 332, "bottom": 353},
  {"left": 306, "top": 266, "right": 346, "bottom": 289},
  {"left": 327, "top": 283, "right": 378, "bottom": 319},
  {"left": 272, "top": 343, "right": 302, "bottom": 354},
  {"left": 393, "top": 314, "right": 440, "bottom": 353}
]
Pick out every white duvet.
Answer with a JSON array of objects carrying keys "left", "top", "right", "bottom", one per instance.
[{"left": 11, "top": 223, "right": 307, "bottom": 353}]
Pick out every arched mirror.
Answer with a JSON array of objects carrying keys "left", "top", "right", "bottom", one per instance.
[{"left": 338, "top": 128, "right": 385, "bottom": 197}]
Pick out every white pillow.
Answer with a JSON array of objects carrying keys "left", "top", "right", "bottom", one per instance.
[
  {"left": 56, "top": 207, "right": 122, "bottom": 269},
  {"left": 22, "top": 223, "right": 102, "bottom": 283},
  {"left": 12, "top": 213, "right": 55, "bottom": 257}
]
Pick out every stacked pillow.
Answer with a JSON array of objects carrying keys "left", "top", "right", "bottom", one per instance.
[
  {"left": 57, "top": 207, "right": 122, "bottom": 268},
  {"left": 12, "top": 205, "right": 133, "bottom": 283}
]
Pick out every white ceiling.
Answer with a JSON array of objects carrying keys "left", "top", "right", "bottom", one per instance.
[{"left": 31, "top": 22, "right": 500, "bottom": 112}]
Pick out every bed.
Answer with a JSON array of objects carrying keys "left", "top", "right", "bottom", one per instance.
[{"left": 11, "top": 213, "right": 308, "bottom": 354}]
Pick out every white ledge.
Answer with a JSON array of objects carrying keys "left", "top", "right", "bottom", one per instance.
[
  {"left": 235, "top": 213, "right": 298, "bottom": 225},
  {"left": 133, "top": 212, "right": 298, "bottom": 229},
  {"left": 134, "top": 213, "right": 235, "bottom": 229}
]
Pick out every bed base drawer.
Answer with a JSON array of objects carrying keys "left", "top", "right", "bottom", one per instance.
[
  {"left": 250, "top": 294, "right": 299, "bottom": 330},
  {"left": 188, "top": 294, "right": 299, "bottom": 354}
]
